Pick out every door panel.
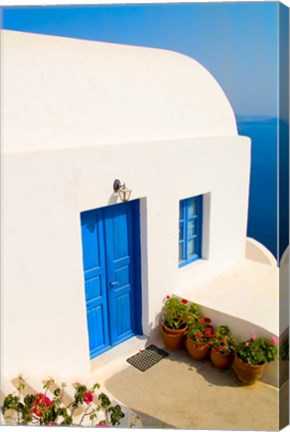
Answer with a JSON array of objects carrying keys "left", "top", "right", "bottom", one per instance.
[
  {"left": 86, "top": 305, "right": 107, "bottom": 357},
  {"left": 81, "top": 209, "right": 109, "bottom": 358},
  {"left": 81, "top": 200, "right": 141, "bottom": 359},
  {"left": 104, "top": 203, "right": 135, "bottom": 346}
]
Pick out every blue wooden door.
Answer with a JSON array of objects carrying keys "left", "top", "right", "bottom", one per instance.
[{"left": 80, "top": 200, "right": 141, "bottom": 359}]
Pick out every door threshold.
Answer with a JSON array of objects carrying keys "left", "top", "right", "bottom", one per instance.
[{"left": 90, "top": 335, "right": 148, "bottom": 373}]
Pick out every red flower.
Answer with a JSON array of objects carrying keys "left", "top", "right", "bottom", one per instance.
[
  {"left": 216, "top": 346, "right": 222, "bottom": 351},
  {"left": 200, "top": 317, "right": 211, "bottom": 324},
  {"left": 84, "top": 391, "right": 93, "bottom": 404},
  {"left": 166, "top": 295, "right": 170, "bottom": 300},
  {"left": 181, "top": 299, "right": 188, "bottom": 304},
  {"left": 31, "top": 393, "right": 52, "bottom": 417},
  {"left": 196, "top": 333, "right": 203, "bottom": 339},
  {"left": 47, "top": 422, "right": 57, "bottom": 426},
  {"left": 96, "top": 423, "right": 109, "bottom": 427}
]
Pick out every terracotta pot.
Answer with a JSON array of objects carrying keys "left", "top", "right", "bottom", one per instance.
[
  {"left": 210, "top": 348, "right": 233, "bottom": 369},
  {"left": 186, "top": 337, "right": 210, "bottom": 360},
  {"left": 161, "top": 324, "right": 188, "bottom": 351},
  {"left": 233, "top": 353, "right": 265, "bottom": 384}
]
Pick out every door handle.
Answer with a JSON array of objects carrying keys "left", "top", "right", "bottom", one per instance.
[{"left": 110, "top": 281, "right": 119, "bottom": 287}]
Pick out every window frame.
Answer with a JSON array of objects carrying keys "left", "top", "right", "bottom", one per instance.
[{"left": 178, "top": 195, "right": 203, "bottom": 267}]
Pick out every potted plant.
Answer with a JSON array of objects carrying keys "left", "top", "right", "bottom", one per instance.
[
  {"left": 209, "top": 325, "right": 237, "bottom": 369},
  {"left": 161, "top": 296, "right": 191, "bottom": 351},
  {"left": 233, "top": 334, "right": 278, "bottom": 384},
  {"left": 185, "top": 318, "right": 215, "bottom": 360}
]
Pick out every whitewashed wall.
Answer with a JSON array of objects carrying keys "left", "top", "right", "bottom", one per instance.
[
  {"left": 1, "top": 30, "right": 251, "bottom": 379},
  {"left": 2, "top": 137, "right": 250, "bottom": 379}
]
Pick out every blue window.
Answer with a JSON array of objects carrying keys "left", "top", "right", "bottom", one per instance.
[{"left": 179, "top": 195, "right": 203, "bottom": 267}]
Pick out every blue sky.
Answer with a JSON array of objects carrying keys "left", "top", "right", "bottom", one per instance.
[
  {"left": 1, "top": 2, "right": 280, "bottom": 118},
  {"left": 1, "top": 2, "right": 288, "bottom": 257}
]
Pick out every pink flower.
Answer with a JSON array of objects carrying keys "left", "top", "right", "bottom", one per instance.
[
  {"left": 181, "top": 299, "right": 188, "bottom": 304},
  {"left": 271, "top": 336, "right": 277, "bottom": 345},
  {"left": 96, "top": 423, "right": 109, "bottom": 427},
  {"left": 166, "top": 295, "right": 170, "bottom": 300},
  {"left": 250, "top": 333, "right": 256, "bottom": 341},
  {"left": 244, "top": 342, "right": 250, "bottom": 347},
  {"left": 84, "top": 391, "right": 93, "bottom": 404}
]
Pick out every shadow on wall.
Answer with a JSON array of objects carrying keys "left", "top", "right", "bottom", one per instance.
[{"left": 147, "top": 311, "right": 163, "bottom": 342}]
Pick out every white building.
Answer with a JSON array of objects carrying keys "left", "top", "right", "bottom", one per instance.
[{"left": 1, "top": 30, "right": 285, "bottom": 387}]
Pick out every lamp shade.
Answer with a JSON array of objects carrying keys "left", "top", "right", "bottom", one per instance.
[
  {"left": 113, "top": 179, "right": 132, "bottom": 202},
  {"left": 119, "top": 184, "right": 132, "bottom": 202}
]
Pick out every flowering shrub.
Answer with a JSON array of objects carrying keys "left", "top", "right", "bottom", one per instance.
[
  {"left": 210, "top": 325, "right": 237, "bottom": 355},
  {"left": 1, "top": 376, "right": 125, "bottom": 427},
  {"left": 187, "top": 319, "right": 215, "bottom": 343},
  {"left": 31, "top": 393, "right": 52, "bottom": 417},
  {"left": 235, "top": 336, "right": 278, "bottom": 365},
  {"left": 280, "top": 336, "right": 289, "bottom": 361}
]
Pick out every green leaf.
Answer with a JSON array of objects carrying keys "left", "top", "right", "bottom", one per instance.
[
  {"left": 61, "top": 415, "right": 73, "bottom": 425},
  {"left": 98, "top": 393, "right": 111, "bottom": 409},
  {"left": 93, "top": 383, "right": 100, "bottom": 390},
  {"left": 108, "top": 404, "right": 125, "bottom": 426},
  {"left": 23, "top": 394, "right": 36, "bottom": 406},
  {"left": 53, "top": 388, "right": 60, "bottom": 397}
]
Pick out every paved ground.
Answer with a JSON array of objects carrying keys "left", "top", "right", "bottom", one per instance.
[{"left": 104, "top": 346, "right": 288, "bottom": 430}]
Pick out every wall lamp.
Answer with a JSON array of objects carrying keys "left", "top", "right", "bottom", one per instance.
[{"left": 113, "top": 179, "right": 132, "bottom": 202}]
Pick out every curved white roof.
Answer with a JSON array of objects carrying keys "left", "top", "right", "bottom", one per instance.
[{"left": 2, "top": 30, "right": 237, "bottom": 153}]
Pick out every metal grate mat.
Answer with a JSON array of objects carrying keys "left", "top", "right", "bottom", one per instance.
[{"left": 126, "top": 344, "right": 169, "bottom": 372}]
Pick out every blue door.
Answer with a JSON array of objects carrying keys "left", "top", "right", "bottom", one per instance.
[{"left": 80, "top": 200, "right": 142, "bottom": 359}]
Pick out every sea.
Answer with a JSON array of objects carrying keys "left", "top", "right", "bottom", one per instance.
[{"left": 236, "top": 115, "right": 289, "bottom": 261}]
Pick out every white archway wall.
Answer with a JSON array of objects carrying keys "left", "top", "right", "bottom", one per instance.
[
  {"left": 245, "top": 237, "right": 277, "bottom": 266},
  {"left": 1, "top": 30, "right": 237, "bottom": 154}
]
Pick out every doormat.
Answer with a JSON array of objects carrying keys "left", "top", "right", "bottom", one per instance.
[{"left": 126, "top": 344, "right": 169, "bottom": 372}]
